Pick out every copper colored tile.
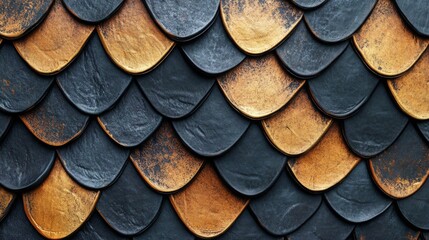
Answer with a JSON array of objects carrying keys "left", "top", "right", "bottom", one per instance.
[
  {"left": 353, "top": 0, "right": 429, "bottom": 77},
  {"left": 220, "top": 0, "right": 302, "bottom": 55},
  {"left": 218, "top": 54, "right": 305, "bottom": 119},
  {"left": 23, "top": 159, "right": 100, "bottom": 239},
  {"left": 388, "top": 50, "right": 429, "bottom": 120},
  {"left": 0, "top": 186, "right": 14, "bottom": 221},
  {"left": 170, "top": 163, "right": 248, "bottom": 238},
  {"left": 131, "top": 121, "right": 204, "bottom": 193},
  {"left": 13, "top": 0, "right": 94, "bottom": 75},
  {"left": 262, "top": 88, "right": 332, "bottom": 156},
  {"left": 97, "top": 0, "right": 174, "bottom": 74},
  {"left": 288, "top": 122, "right": 361, "bottom": 192}
]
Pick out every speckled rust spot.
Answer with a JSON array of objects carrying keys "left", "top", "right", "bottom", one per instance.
[
  {"left": 262, "top": 88, "right": 332, "bottom": 156},
  {"left": 353, "top": 0, "right": 429, "bottom": 77},
  {"left": 170, "top": 162, "right": 248, "bottom": 238},
  {"left": 130, "top": 121, "right": 204, "bottom": 193},
  {"left": 0, "top": 186, "right": 14, "bottom": 221},
  {"left": 218, "top": 54, "right": 305, "bottom": 119},
  {"left": 13, "top": 0, "right": 94, "bottom": 75},
  {"left": 23, "top": 159, "right": 99, "bottom": 239},
  {"left": 288, "top": 122, "right": 361, "bottom": 192},
  {"left": 387, "top": 50, "right": 429, "bottom": 120},
  {"left": 97, "top": 0, "right": 174, "bottom": 74},
  {"left": 0, "top": 0, "right": 53, "bottom": 39},
  {"left": 220, "top": 0, "right": 302, "bottom": 55}
]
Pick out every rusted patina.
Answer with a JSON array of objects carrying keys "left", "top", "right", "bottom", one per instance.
[
  {"left": 218, "top": 54, "right": 305, "bottom": 119},
  {"left": 23, "top": 159, "right": 100, "bottom": 239},
  {"left": 97, "top": 0, "right": 174, "bottom": 74},
  {"left": 0, "top": 187, "right": 14, "bottom": 222}
]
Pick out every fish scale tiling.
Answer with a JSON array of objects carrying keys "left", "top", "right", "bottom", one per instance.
[{"left": 0, "top": 0, "right": 429, "bottom": 239}]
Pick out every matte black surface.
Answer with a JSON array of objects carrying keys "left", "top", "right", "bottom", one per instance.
[
  {"left": 0, "top": 111, "right": 11, "bottom": 140},
  {"left": 70, "top": 212, "right": 128, "bottom": 240},
  {"left": 98, "top": 82, "right": 162, "bottom": 147},
  {"left": 214, "top": 124, "right": 286, "bottom": 197},
  {"left": 0, "top": 121, "right": 55, "bottom": 191},
  {"left": 308, "top": 45, "right": 378, "bottom": 118},
  {"left": 417, "top": 120, "right": 429, "bottom": 142},
  {"left": 398, "top": 177, "right": 429, "bottom": 230},
  {"left": 395, "top": 0, "right": 429, "bottom": 36},
  {"left": 343, "top": 84, "right": 409, "bottom": 158},
  {"left": 62, "top": 0, "right": 124, "bottom": 23},
  {"left": 305, "top": 0, "right": 377, "bottom": 42},
  {"left": 137, "top": 48, "right": 215, "bottom": 119},
  {"left": 57, "top": 34, "right": 132, "bottom": 115},
  {"left": 355, "top": 205, "right": 420, "bottom": 240},
  {"left": 144, "top": 0, "right": 219, "bottom": 41},
  {"left": 173, "top": 85, "right": 249, "bottom": 157},
  {"left": 0, "top": 198, "right": 44, "bottom": 240},
  {"left": 22, "top": 84, "right": 89, "bottom": 146},
  {"left": 325, "top": 161, "right": 392, "bottom": 223},
  {"left": 134, "top": 200, "right": 194, "bottom": 240},
  {"left": 250, "top": 170, "right": 322, "bottom": 236},
  {"left": 181, "top": 15, "right": 245, "bottom": 75},
  {"left": 291, "top": 0, "right": 326, "bottom": 9},
  {"left": 288, "top": 201, "right": 355, "bottom": 240},
  {"left": 216, "top": 208, "right": 280, "bottom": 240},
  {"left": 0, "top": 42, "right": 53, "bottom": 113},
  {"left": 57, "top": 120, "right": 129, "bottom": 189},
  {"left": 276, "top": 21, "right": 348, "bottom": 78},
  {"left": 97, "top": 163, "right": 163, "bottom": 236}
]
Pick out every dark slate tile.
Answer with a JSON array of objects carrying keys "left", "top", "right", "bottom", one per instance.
[
  {"left": 395, "top": 0, "right": 429, "bottom": 37},
  {"left": 424, "top": 232, "right": 429, "bottom": 240},
  {"left": 21, "top": 84, "right": 89, "bottom": 147},
  {"left": 97, "top": 163, "right": 163, "bottom": 236},
  {"left": 69, "top": 212, "right": 128, "bottom": 240},
  {"left": 181, "top": 15, "right": 246, "bottom": 75},
  {"left": 57, "top": 33, "right": 132, "bottom": 115},
  {"left": 276, "top": 21, "right": 348, "bottom": 79},
  {"left": 214, "top": 123, "right": 286, "bottom": 197},
  {"left": 0, "top": 42, "right": 53, "bottom": 113},
  {"left": 250, "top": 170, "right": 322, "bottom": 236},
  {"left": 215, "top": 208, "right": 280, "bottom": 240},
  {"left": 325, "top": 161, "right": 392, "bottom": 223},
  {"left": 62, "top": 0, "right": 124, "bottom": 23},
  {"left": 355, "top": 205, "right": 420, "bottom": 240},
  {"left": 417, "top": 120, "right": 429, "bottom": 142},
  {"left": 137, "top": 48, "right": 215, "bottom": 119},
  {"left": 288, "top": 201, "right": 355, "bottom": 240},
  {"left": 0, "top": 198, "right": 44, "bottom": 240},
  {"left": 398, "top": 177, "right": 429, "bottom": 230},
  {"left": 172, "top": 85, "right": 249, "bottom": 157},
  {"left": 0, "top": 120, "right": 55, "bottom": 191},
  {"left": 308, "top": 45, "right": 378, "bottom": 118},
  {"left": 57, "top": 120, "right": 129, "bottom": 189},
  {"left": 343, "top": 83, "right": 409, "bottom": 158},
  {"left": 98, "top": 82, "right": 162, "bottom": 147},
  {"left": 304, "top": 0, "right": 377, "bottom": 42},
  {"left": 291, "top": 0, "right": 326, "bottom": 9},
  {"left": 0, "top": 111, "right": 11, "bottom": 140},
  {"left": 144, "top": 0, "right": 219, "bottom": 41},
  {"left": 134, "top": 200, "right": 194, "bottom": 240}
]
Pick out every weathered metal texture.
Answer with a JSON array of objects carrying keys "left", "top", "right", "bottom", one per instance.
[
  {"left": 130, "top": 121, "right": 204, "bottom": 193},
  {"left": 418, "top": 121, "right": 429, "bottom": 142},
  {"left": 173, "top": 85, "right": 250, "bottom": 157},
  {"left": 220, "top": 0, "right": 302, "bottom": 55},
  {"left": 395, "top": 0, "right": 429, "bottom": 37},
  {"left": 69, "top": 212, "right": 128, "bottom": 240},
  {"left": 62, "top": 0, "right": 124, "bottom": 23},
  {"left": 170, "top": 163, "right": 248, "bottom": 238},
  {"left": 0, "top": 0, "right": 53, "bottom": 39},
  {"left": 291, "top": 0, "right": 326, "bottom": 9},
  {"left": 97, "top": 0, "right": 174, "bottom": 74},
  {"left": 289, "top": 122, "right": 361, "bottom": 192},
  {"left": 214, "top": 123, "right": 287, "bottom": 197},
  {"left": 0, "top": 187, "right": 14, "bottom": 222},
  {"left": 398, "top": 178, "right": 429, "bottom": 230},
  {"left": 250, "top": 170, "right": 322, "bottom": 236},
  {"left": 262, "top": 88, "right": 332, "bottom": 156},
  {"left": 13, "top": 0, "right": 94, "bottom": 75},
  {"left": 0, "top": 111, "right": 11, "bottom": 140},
  {"left": 353, "top": 0, "right": 429, "bottom": 77},
  {"left": 218, "top": 54, "right": 305, "bottom": 119}
]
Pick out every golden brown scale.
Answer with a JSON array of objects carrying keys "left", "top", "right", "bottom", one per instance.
[
  {"left": 97, "top": 0, "right": 174, "bottom": 74},
  {"left": 0, "top": 186, "right": 15, "bottom": 221},
  {"left": 262, "top": 87, "right": 332, "bottom": 156},
  {"left": 218, "top": 54, "right": 305, "bottom": 119},
  {"left": 170, "top": 163, "right": 248, "bottom": 238},
  {"left": 23, "top": 159, "right": 99, "bottom": 239}
]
